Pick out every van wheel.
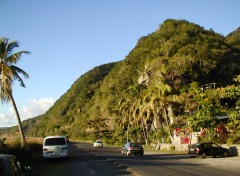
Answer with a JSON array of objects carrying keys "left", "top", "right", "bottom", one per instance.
[{"left": 201, "top": 153, "right": 207, "bottom": 159}]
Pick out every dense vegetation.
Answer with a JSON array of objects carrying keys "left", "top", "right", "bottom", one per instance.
[{"left": 1, "top": 19, "right": 240, "bottom": 145}]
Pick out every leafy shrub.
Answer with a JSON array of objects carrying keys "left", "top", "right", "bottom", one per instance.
[
  {"left": 28, "top": 142, "right": 42, "bottom": 152},
  {"left": 5, "top": 139, "right": 24, "bottom": 155},
  {"left": 169, "top": 145, "right": 175, "bottom": 151},
  {"left": 0, "top": 138, "right": 8, "bottom": 153},
  {"left": 0, "top": 138, "right": 43, "bottom": 154}
]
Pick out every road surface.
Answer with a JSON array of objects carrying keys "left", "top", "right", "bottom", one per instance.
[{"left": 27, "top": 142, "right": 240, "bottom": 176}]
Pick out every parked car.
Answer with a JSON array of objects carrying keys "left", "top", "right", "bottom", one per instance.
[
  {"left": 93, "top": 140, "right": 103, "bottom": 148},
  {"left": 188, "top": 142, "right": 229, "bottom": 159},
  {"left": 43, "top": 136, "right": 69, "bottom": 159},
  {"left": 0, "top": 154, "right": 30, "bottom": 176},
  {"left": 121, "top": 142, "right": 144, "bottom": 156}
]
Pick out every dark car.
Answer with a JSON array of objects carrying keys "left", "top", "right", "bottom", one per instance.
[
  {"left": 0, "top": 154, "right": 30, "bottom": 176},
  {"left": 188, "top": 142, "right": 229, "bottom": 159},
  {"left": 121, "top": 142, "right": 144, "bottom": 156}
]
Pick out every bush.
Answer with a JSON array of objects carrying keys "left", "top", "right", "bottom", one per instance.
[
  {"left": 0, "top": 137, "right": 43, "bottom": 154},
  {"left": 6, "top": 139, "right": 25, "bottom": 155},
  {"left": 0, "top": 138, "right": 8, "bottom": 153},
  {"left": 169, "top": 145, "right": 175, "bottom": 151},
  {"left": 28, "top": 142, "right": 42, "bottom": 152}
]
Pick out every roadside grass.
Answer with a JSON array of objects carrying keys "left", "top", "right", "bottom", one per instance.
[
  {"left": 0, "top": 137, "right": 43, "bottom": 170},
  {"left": 143, "top": 145, "right": 187, "bottom": 154},
  {"left": 0, "top": 137, "right": 43, "bottom": 154}
]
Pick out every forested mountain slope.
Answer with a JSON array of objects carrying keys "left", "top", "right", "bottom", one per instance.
[
  {"left": 2, "top": 19, "right": 240, "bottom": 144},
  {"left": 226, "top": 27, "right": 240, "bottom": 49}
]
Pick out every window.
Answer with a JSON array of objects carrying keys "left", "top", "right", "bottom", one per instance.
[
  {"left": 130, "top": 143, "right": 142, "bottom": 147},
  {"left": 212, "top": 143, "right": 219, "bottom": 148},
  {"left": 0, "top": 159, "right": 5, "bottom": 176},
  {"left": 9, "top": 157, "right": 22, "bottom": 176},
  {"left": 45, "top": 138, "right": 66, "bottom": 146}
]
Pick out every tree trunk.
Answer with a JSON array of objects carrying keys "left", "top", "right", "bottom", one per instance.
[
  {"left": 9, "top": 93, "right": 26, "bottom": 147},
  {"left": 167, "top": 104, "right": 174, "bottom": 125},
  {"left": 163, "top": 107, "right": 172, "bottom": 140},
  {"left": 141, "top": 119, "right": 148, "bottom": 145}
]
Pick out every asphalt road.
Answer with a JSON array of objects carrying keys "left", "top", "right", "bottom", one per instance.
[
  {"left": 27, "top": 142, "right": 131, "bottom": 176},
  {"left": 27, "top": 142, "right": 240, "bottom": 176},
  {"left": 79, "top": 142, "right": 240, "bottom": 176}
]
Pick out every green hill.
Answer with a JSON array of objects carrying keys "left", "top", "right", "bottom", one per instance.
[
  {"left": 226, "top": 27, "right": 240, "bottom": 49},
  {"left": 1, "top": 19, "right": 240, "bottom": 144}
]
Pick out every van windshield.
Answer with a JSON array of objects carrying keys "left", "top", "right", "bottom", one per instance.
[{"left": 45, "top": 138, "right": 66, "bottom": 146}]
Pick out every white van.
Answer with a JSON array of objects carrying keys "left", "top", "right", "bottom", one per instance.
[{"left": 43, "top": 136, "right": 68, "bottom": 159}]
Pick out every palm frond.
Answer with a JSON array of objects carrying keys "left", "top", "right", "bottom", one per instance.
[
  {"left": 0, "top": 38, "right": 8, "bottom": 59},
  {"left": 11, "top": 65, "right": 29, "bottom": 78},
  {"left": 7, "top": 40, "right": 19, "bottom": 53},
  {"left": 10, "top": 67, "right": 27, "bottom": 87},
  {"left": 6, "top": 51, "right": 30, "bottom": 64}
]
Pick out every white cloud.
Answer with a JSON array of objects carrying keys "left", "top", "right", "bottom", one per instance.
[
  {"left": 0, "top": 98, "right": 55, "bottom": 127},
  {"left": 0, "top": 113, "right": 17, "bottom": 127},
  {"left": 21, "top": 98, "right": 55, "bottom": 119}
]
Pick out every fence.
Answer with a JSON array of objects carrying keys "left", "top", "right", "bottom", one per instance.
[{"left": 150, "top": 143, "right": 240, "bottom": 156}]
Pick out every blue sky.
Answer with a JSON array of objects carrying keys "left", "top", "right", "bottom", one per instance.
[{"left": 0, "top": 0, "right": 239, "bottom": 127}]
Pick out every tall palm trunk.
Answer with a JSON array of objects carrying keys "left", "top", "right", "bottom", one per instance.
[
  {"left": 141, "top": 119, "right": 148, "bottom": 145},
  {"left": 152, "top": 109, "right": 162, "bottom": 146},
  {"left": 9, "top": 93, "right": 26, "bottom": 147},
  {"left": 167, "top": 104, "right": 174, "bottom": 124},
  {"left": 163, "top": 107, "right": 172, "bottom": 140}
]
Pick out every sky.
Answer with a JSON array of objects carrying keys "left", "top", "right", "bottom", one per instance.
[{"left": 0, "top": 0, "right": 239, "bottom": 127}]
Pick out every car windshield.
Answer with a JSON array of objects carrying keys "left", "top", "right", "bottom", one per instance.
[
  {"left": 130, "top": 143, "right": 142, "bottom": 147},
  {"left": 212, "top": 143, "right": 219, "bottom": 147},
  {"left": 45, "top": 138, "right": 66, "bottom": 146},
  {"left": 189, "top": 144, "right": 199, "bottom": 148}
]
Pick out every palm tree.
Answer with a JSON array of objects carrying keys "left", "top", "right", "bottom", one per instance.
[
  {"left": 0, "top": 38, "right": 30, "bottom": 147},
  {"left": 148, "top": 82, "right": 174, "bottom": 140},
  {"left": 141, "top": 94, "right": 162, "bottom": 145}
]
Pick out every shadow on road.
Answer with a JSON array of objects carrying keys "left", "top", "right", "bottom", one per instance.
[{"left": 25, "top": 142, "right": 133, "bottom": 176}]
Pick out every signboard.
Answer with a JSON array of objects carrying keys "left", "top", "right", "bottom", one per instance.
[{"left": 180, "top": 137, "right": 190, "bottom": 144}]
